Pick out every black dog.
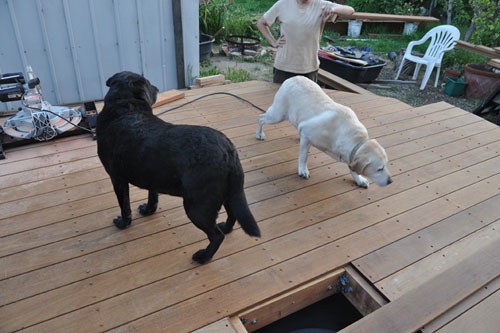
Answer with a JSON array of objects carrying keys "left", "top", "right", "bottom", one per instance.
[{"left": 96, "top": 71, "right": 260, "bottom": 264}]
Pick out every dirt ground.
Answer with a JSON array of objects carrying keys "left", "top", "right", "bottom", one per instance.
[
  {"left": 209, "top": 47, "right": 482, "bottom": 113},
  {"left": 364, "top": 55, "right": 481, "bottom": 113}
]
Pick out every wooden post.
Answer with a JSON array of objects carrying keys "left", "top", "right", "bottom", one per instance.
[{"left": 172, "top": 0, "right": 185, "bottom": 88}]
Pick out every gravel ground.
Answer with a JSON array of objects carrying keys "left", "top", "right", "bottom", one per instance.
[
  {"left": 363, "top": 54, "right": 481, "bottom": 113},
  {"left": 209, "top": 48, "right": 482, "bottom": 113}
]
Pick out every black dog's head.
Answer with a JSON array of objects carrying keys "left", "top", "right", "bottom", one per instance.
[{"left": 104, "top": 71, "right": 159, "bottom": 106}]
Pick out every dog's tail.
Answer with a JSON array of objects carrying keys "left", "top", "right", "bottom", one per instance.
[
  {"left": 228, "top": 190, "right": 261, "bottom": 237},
  {"left": 227, "top": 168, "right": 261, "bottom": 237}
]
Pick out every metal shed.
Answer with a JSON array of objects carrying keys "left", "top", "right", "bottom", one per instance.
[{"left": 0, "top": 0, "right": 199, "bottom": 108}]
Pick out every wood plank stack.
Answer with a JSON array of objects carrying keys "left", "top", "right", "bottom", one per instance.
[{"left": 192, "top": 74, "right": 231, "bottom": 89}]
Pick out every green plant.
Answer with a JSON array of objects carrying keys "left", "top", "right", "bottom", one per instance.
[
  {"left": 230, "top": 0, "right": 275, "bottom": 13},
  {"left": 224, "top": 67, "right": 251, "bottom": 82},
  {"left": 323, "top": 29, "right": 421, "bottom": 53},
  {"left": 441, "top": 49, "right": 487, "bottom": 70},
  {"left": 199, "top": 0, "right": 227, "bottom": 42},
  {"left": 346, "top": 0, "right": 388, "bottom": 13},
  {"left": 224, "top": 8, "right": 260, "bottom": 38},
  {"left": 469, "top": 0, "right": 500, "bottom": 46},
  {"left": 199, "top": 59, "right": 251, "bottom": 83},
  {"left": 199, "top": 61, "right": 221, "bottom": 77},
  {"left": 393, "top": 0, "right": 425, "bottom": 15},
  {"left": 436, "top": 0, "right": 473, "bottom": 27},
  {"left": 346, "top": 0, "right": 425, "bottom": 14}
]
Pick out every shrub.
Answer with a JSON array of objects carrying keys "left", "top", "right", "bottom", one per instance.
[
  {"left": 224, "top": 8, "right": 260, "bottom": 38},
  {"left": 346, "top": 0, "right": 424, "bottom": 15},
  {"left": 442, "top": 49, "right": 488, "bottom": 70},
  {"left": 469, "top": 0, "right": 500, "bottom": 46},
  {"left": 199, "top": 0, "right": 227, "bottom": 42}
]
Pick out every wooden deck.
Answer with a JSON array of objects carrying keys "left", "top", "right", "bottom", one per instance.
[{"left": 1, "top": 80, "right": 499, "bottom": 332}]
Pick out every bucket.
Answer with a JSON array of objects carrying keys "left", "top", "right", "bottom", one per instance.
[
  {"left": 403, "top": 22, "right": 419, "bottom": 35},
  {"left": 444, "top": 77, "right": 468, "bottom": 97},
  {"left": 199, "top": 33, "right": 215, "bottom": 61},
  {"left": 347, "top": 20, "right": 362, "bottom": 37}
]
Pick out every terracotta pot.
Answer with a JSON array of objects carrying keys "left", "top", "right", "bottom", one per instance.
[
  {"left": 463, "top": 63, "right": 500, "bottom": 100},
  {"left": 445, "top": 68, "right": 460, "bottom": 77},
  {"left": 443, "top": 68, "right": 461, "bottom": 83}
]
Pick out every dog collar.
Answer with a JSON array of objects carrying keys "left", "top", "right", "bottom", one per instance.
[{"left": 348, "top": 138, "right": 368, "bottom": 169}]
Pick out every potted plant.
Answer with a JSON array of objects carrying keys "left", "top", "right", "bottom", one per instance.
[
  {"left": 463, "top": 63, "right": 500, "bottom": 99},
  {"left": 199, "top": 0, "right": 227, "bottom": 60}
]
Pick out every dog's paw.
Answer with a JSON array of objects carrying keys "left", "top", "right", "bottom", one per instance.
[
  {"left": 192, "top": 249, "right": 212, "bottom": 264},
  {"left": 298, "top": 169, "right": 310, "bottom": 179},
  {"left": 217, "top": 221, "right": 233, "bottom": 234},
  {"left": 256, "top": 131, "right": 266, "bottom": 140},
  {"left": 113, "top": 216, "right": 131, "bottom": 229},
  {"left": 355, "top": 176, "right": 370, "bottom": 188},
  {"left": 138, "top": 203, "right": 157, "bottom": 216}
]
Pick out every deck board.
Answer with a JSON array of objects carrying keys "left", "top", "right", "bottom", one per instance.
[
  {"left": 434, "top": 289, "right": 500, "bottom": 332},
  {"left": 422, "top": 277, "right": 500, "bottom": 332},
  {"left": 1, "top": 80, "right": 499, "bottom": 332},
  {"left": 375, "top": 220, "right": 500, "bottom": 300},
  {"left": 353, "top": 194, "right": 500, "bottom": 283},
  {"left": 339, "top": 240, "right": 499, "bottom": 333}
]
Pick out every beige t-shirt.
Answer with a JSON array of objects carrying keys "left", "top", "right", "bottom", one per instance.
[{"left": 263, "top": 0, "right": 340, "bottom": 73}]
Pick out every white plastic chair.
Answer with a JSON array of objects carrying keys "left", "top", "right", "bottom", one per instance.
[{"left": 395, "top": 25, "right": 460, "bottom": 90}]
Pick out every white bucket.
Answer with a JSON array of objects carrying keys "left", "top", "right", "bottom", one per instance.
[
  {"left": 403, "top": 22, "right": 419, "bottom": 35},
  {"left": 347, "top": 20, "right": 362, "bottom": 37}
]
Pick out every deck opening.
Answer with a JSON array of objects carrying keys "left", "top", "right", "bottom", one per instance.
[
  {"left": 236, "top": 266, "right": 387, "bottom": 333},
  {"left": 254, "top": 293, "right": 362, "bottom": 333}
]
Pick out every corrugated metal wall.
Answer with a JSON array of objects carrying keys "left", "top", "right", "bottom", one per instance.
[{"left": 0, "top": 0, "right": 198, "bottom": 108}]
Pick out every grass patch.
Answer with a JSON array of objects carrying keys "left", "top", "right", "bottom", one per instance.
[
  {"left": 199, "top": 61, "right": 220, "bottom": 77},
  {"left": 200, "top": 60, "right": 252, "bottom": 83},
  {"left": 224, "top": 67, "right": 251, "bottom": 82}
]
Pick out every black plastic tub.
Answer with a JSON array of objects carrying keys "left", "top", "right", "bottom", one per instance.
[
  {"left": 199, "top": 34, "right": 214, "bottom": 61},
  {"left": 319, "top": 56, "right": 386, "bottom": 83}
]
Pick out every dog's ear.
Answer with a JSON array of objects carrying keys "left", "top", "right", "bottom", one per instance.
[
  {"left": 129, "top": 75, "right": 158, "bottom": 106},
  {"left": 350, "top": 144, "right": 371, "bottom": 175},
  {"left": 105, "top": 74, "right": 118, "bottom": 87},
  {"left": 350, "top": 156, "right": 368, "bottom": 175}
]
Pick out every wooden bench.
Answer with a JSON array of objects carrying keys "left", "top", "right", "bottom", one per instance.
[
  {"left": 344, "top": 12, "right": 439, "bottom": 23},
  {"left": 339, "top": 12, "right": 439, "bottom": 36}
]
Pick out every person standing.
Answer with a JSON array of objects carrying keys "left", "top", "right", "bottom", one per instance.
[{"left": 257, "top": 0, "right": 354, "bottom": 83}]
